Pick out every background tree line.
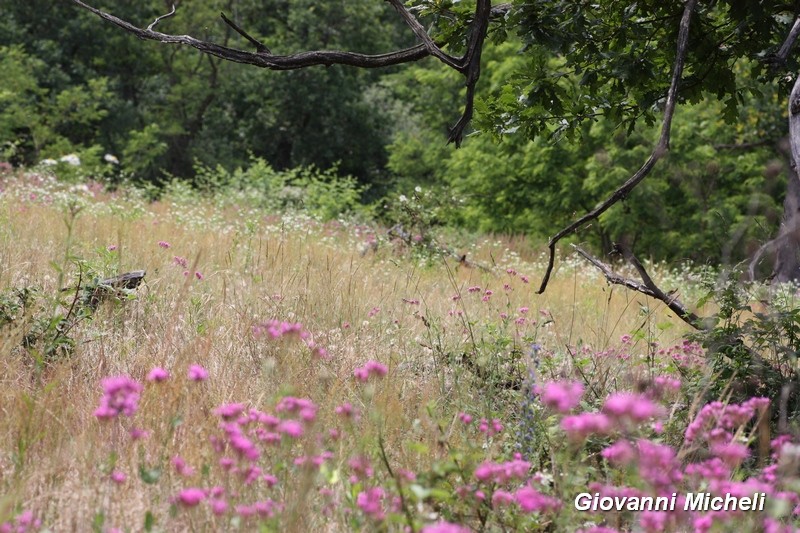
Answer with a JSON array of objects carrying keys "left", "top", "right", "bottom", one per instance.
[{"left": 0, "top": 0, "right": 792, "bottom": 267}]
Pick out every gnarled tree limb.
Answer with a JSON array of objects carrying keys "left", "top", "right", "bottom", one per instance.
[
  {"left": 70, "top": 0, "right": 494, "bottom": 146},
  {"left": 537, "top": 0, "right": 698, "bottom": 294},
  {"left": 572, "top": 244, "right": 706, "bottom": 331}
]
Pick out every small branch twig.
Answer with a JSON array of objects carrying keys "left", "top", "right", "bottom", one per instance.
[
  {"left": 775, "top": 16, "right": 800, "bottom": 67},
  {"left": 220, "top": 12, "right": 270, "bottom": 54},
  {"left": 572, "top": 244, "right": 706, "bottom": 331},
  {"left": 385, "top": 0, "right": 461, "bottom": 69},
  {"left": 538, "top": 0, "right": 698, "bottom": 294},
  {"left": 147, "top": 4, "right": 176, "bottom": 32}
]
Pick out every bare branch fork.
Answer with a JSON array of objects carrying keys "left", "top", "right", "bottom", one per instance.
[
  {"left": 537, "top": 0, "right": 698, "bottom": 294},
  {"left": 70, "top": 0, "right": 497, "bottom": 146},
  {"left": 572, "top": 244, "right": 706, "bottom": 331}
]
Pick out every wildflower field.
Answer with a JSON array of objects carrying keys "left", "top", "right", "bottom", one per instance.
[{"left": 1, "top": 170, "right": 799, "bottom": 532}]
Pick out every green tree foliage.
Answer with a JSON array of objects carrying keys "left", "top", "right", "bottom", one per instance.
[{"left": 0, "top": 0, "right": 414, "bottom": 182}]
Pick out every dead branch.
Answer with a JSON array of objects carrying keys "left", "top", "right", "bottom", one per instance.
[
  {"left": 220, "top": 12, "right": 270, "bottom": 54},
  {"left": 386, "top": 0, "right": 461, "bottom": 69},
  {"left": 70, "top": 0, "right": 494, "bottom": 146},
  {"left": 572, "top": 244, "right": 706, "bottom": 331},
  {"left": 537, "top": 0, "right": 698, "bottom": 294},
  {"left": 147, "top": 4, "right": 176, "bottom": 32},
  {"left": 775, "top": 16, "right": 800, "bottom": 67}
]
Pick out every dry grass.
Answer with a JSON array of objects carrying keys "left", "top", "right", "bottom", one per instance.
[{"left": 0, "top": 180, "right": 699, "bottom": 530}]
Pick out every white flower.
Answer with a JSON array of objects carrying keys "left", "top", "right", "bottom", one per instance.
[
  {"left": 399, "top": 194, "right": 408, "bottom": 203},
  {"left": 59, "top": 154, "right": 81, "bottom": 166},
  {"left": 40, "top": 159, "right": 57, "bottom": 167},
  {"left": 414, "top": 186, "right": 422, "bottom": 193},
  {"left": 104, "top": 153, "right": 119, "bottom": 164}
]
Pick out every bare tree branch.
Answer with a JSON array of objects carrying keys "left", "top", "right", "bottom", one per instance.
[
  {"left": 70, "top": 0, "right": 429, "bottom": 69},
  {"left": 776, "top": 16, "right": 800, "bottom": 66},
  {"left": 385, "top": 0, "right": 461, "bottom": 70},
  {"left": 70, "top": 0, "right": 494, "bottom": 146},
  {"left": 147, "top": 4, "right": 176, "bottom": 32},
  {"left": 537, "top": 0, "right": 698, "bottom": 294},
  {"left": 573, "top": 244, "right": 706, "bottom": 331},
  {"left": 220, "top": 12, "right": 269, "bottom": 54},
  {"left": 448, "top": 0, "right": 491, "bottom": 146}
]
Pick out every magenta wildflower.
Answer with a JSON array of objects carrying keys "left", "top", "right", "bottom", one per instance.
[
  {"left": 146, "top": 367, "right": 169, "bottom": 383},
  {"left": 211, "top": 499, "right": 228, "bottom": 515},
  {"left": 561, "top": 413, "right": 612, "bottom": 440},
  {"left": 173, "top": 256, "right": 188, "bottom": 268},
  {"left": 194, "top": 271, "right": 204, "bottom": 280},
  {"left": 107, "top": 245, "right": 117, "bottom": 252},
  {"left": 278, "top": 419, "right": 304, "bottom": 438},
  {"left": 540, "top": 380, "right": 584, "bottom": 413},
  {"left": 356, "top": 487, "right": 386, "bottom": 521},
  {"left": 514, "top": 485, "right": 561, "bottom": 513},
  {"left": 368, "top": 306, "right": 381, "bottom": 318},
  {"left": 94, "top": 375, "right": 143, "bottom": 420},
  {"left": 110, "top": 470, "right": 127, "bottom": 484},
  {"left": 602, "top": 392, "right": 664, "bottom": 423},
  {"left": 158, "top": 241, "right": 171, "bottom": 248},
  {"left": 601, "top": 440, "right": 636, "bottom": 465},
  {"left": 353, "top": 360, "right": 388, "bottom": 382},
  {"left": 421, "top": 522, "right": 471, "bottom": 533},
  {"left": 492, "top": 490, "right": 515, "bottom": 507},
  {"left": 175, "top": 488, "right": 206, "bottom": 507},
  {"left": 129, "top": 427, "right": 150, "bottom": 440},
  {"left": 214, "top": 403, "right": 246, "bottom": 420},
  {"left": 459, "top": 412, "right": 473, "bottom": 424},
  {"left": 172, "top": 455, "right": 195, "bottom": 477},
  {"left": 187, "top": 364, "right": 208, "bottom": 381}
]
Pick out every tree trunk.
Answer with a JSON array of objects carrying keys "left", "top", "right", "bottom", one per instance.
[{"left": 773, "top": 75, "right": 800, "bottom": 282}]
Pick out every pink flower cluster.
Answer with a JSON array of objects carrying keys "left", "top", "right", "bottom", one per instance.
[
  {"left": 252, "top": 319, "right": 329, "bottom": 359},
  {"left": 253, "top": 320, "right": 308, "bottom": 340},
  {"left": 93, "top": 375, "right": 143, "bottom": 419},
  {"left": 0, "top": 510, "right": 40, "bottom": 533},
  {"left": 539, "top": 380, "right": 584, "bottom": 413},
  {"left": 353, "top": 360, "right": 388, "bottom": 382},
  {"left": 602, "top": 393, "right": 665, "bottom": 423},
  {"left": 474, "top": 457, "right": 531, "bottom": 484},
  {"left": 685, "top": 397, "right": 770, "bottom": 445}
]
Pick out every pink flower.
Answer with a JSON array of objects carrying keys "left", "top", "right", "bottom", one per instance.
[
  {"left": 158, "top": 241, "right": 171, "bottom": 248},
  {"left": 561, "top": 413, "right": 612, "bottom": 440},
  {"left": 129, "top": 427, "right": 150, "bottom": 440},
  {"left": 146, "top": 367, "right": 169, "bottom": 382},
  {"left": 175, "top": 488, "right": 206, "bottom": 507},
  {"left": 540, "top": 380, "right": 584, "bottom": 413},
  {"left": 368, "top": 306, "right": 381, "bottom": 318},
  {"left": 421, "top": 522, "right": 471, "bottom": 533},
  {"left": 173, "top": 256, "right": 188, "bottom": 268},
  {"left": 353, "top": 360, "right": 388, "bottom": 382},
  {"left": 459, "top": 412, "right": 472, "bottom": 424},
  {"left": 514, "top": 485, "right": 561, "bottom": 513},
  {"left": 711, "top": 442, "right": 749, "bottom": 466},
  {"left": 603, "top": 393, "right": 663, "bottom": 422},
  {"left": 211, "top": 499, "right": 228, "bottom": 515},
  {"left": 110, "top": 470, "right": 127, "bottom": 484},
  {"left": 195, "top": 271, "right": 204, "bottom": 281},
  {"left": 172, "top": 455, "right": 195, "bottom": 477},
  {"left": 356, "top": 487, "right": 386, "bottom": 521},
  {"left": 278, "top": 420, "right": 304, "bottom": 438},
  {"left": 492, "top": 489, "right": 515, "bottom": 507},
  {"left": 93, "top": 375, "right": 143, "bottom": 419},
  {"left": 107, "top": 245, "right": 117, "bottom": 252},
  {"left": 601, "top": 440, "right": 636, "bottom": 464},
  {"left": 214, "top": 403, "right": 246, "bottom": 420},
  {"left": 187, "top": 364, "right": 208, "bottom": 381}
]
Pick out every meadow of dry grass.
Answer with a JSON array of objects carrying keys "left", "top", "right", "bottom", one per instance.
[{"left": 0, "top": 173, "right": 714, "bottom": 531}]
